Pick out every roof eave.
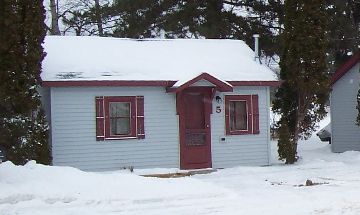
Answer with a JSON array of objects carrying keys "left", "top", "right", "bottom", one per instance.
[
  {"left": 166, "top": 73, "right": 234, "bottom": 93},
  {"left": 227, "top": 81, "right": 280, "bottom": 87},
  {"left": 41, "top": 80, "right": 177, "bottom": 87},
  {"left": 330, "top": 52, "right": 360, "bottom": 86},
  {"left": 41, "top": 79, "right": 280, "bottom": 88}
]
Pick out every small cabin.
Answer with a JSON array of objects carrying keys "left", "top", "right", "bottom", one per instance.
[{"left": 41, "top": 36, "right": 278, "bottom": 171}]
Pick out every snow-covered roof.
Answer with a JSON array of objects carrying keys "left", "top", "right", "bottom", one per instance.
[{"left": 41, "top": 36, "right": 278, "bottom": 85}]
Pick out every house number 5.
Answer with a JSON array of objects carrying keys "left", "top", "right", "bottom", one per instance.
[{"left": 216, "top": 106, "right": 221, "bottom": 113}]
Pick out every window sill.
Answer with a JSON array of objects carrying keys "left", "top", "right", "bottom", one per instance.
[
  {"left": 226, "top": 131, "right": 256, "bottom": 135},
  {"left": 104, "top": 136, "right": 139, "bottom": 140}
]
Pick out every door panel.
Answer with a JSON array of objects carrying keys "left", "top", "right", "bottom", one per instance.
[{"left": 179, "top": 88, "right": 212, "bottom": 169}]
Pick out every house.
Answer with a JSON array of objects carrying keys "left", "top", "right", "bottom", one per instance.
[
  {"left": 330, "top": 52, "right": 360, "bottom": 152},
  {"left": 41, "top": 36, "right": 279, "bottom": 171}
]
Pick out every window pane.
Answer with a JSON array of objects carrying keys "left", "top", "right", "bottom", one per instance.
[
  {"left": 109, "top": 102, "right": 131, "bottom": 136},
  {"left": 110, "top": 118, "right": 130, "bottom": 135},
  {"left": 109, "top": 102, "right": 130, "bottom": 117},
  {"left": 230, "top": 101, "right": 247, "bottom": 131}
]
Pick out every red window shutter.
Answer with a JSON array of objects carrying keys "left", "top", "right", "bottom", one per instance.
[
  {"left": 95, "top": 97, "right": 105, "bottom": 141},
  {"left": 136, "top": 96, "right": 145, "bottom": 139},
  {"left": 252, "top": 95, "right": 260, "bottom": 134},
  {"left": 225, "top": 96, "right": 230, "bottom": 135},
  {"left": 247, "top": 97, "right": 253, "bottom": 133}
]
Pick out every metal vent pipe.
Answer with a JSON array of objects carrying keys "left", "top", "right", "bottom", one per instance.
[{"left": 253, "top": 34, "right": 260, "bottom": 62}]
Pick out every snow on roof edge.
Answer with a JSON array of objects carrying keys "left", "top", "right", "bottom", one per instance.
[{"left": 41, "top": 36, "right": 278, "bottom": 83}]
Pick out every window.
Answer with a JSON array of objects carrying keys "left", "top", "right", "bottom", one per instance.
[
  {"left": 95, "top": 96, "right": 145, "bottom": 140},
  {"left": 225, "top": 95, "right": 259, "bottom": 135},
  {"left": 230, "top": 100, "right": 248, "bottom": 131},
  {"left": 109, "top": 102, "right": 131, "bottom": 136}
]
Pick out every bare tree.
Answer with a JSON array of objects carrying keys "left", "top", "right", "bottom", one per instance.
[
  {"left": 94, "top": 0, "right": 104, "bottom": 36},
  {"left": 49, "top": 0, "right": 61, "bottom": 35}
]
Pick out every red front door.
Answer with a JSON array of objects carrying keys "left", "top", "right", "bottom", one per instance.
[{"left": 178, "top": 88, "right": 212, "bottom": 169}]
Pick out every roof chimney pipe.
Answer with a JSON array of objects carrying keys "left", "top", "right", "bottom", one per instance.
[{"left": 253, "top": 34, "right": 260, "bottom": 63}]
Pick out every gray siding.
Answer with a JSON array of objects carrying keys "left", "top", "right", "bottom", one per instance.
[
  {"left": 190, "top": 79, "right": 216, "bottom": 87},
  {"left": 50, "top": 87, "right": 179, "bottom": 171},
  {"left": 50, "top": 85, "right": 271, "bottom": 171},
  {"left": 38, "top": 87, "right": 52, "bottom": 150},
  {"left": 39, "top": 87, "right": 51, "bottom": 124},
  {"left": 331, "top": 63, "right": 360, "bottom": 152},
  {"left": 211, "top": 86, "right": 270, "bottom": 167}
]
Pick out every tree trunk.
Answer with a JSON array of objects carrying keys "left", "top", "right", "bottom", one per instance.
[
  {"left": 49, "top": 0, "right": 61, "bottom": 35},
  {"left": 289, "top": 110, "right": 302, "bottom": 164},
  {"left": 94, "top": 0, "right": 104, "bottom": 36},
  {"left": 287, "top": 95, "right": 310, "bottom": 164}
]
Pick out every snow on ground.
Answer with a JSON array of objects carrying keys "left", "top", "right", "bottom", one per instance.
[{"left": 2, "top": 118, "right": 360, "bottom": 214}]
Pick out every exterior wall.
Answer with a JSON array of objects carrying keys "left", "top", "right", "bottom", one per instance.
[
  {"left": 190, "top": 79, "right": 216, "bottom": 87},
  {"left": 50, "top": 87, "right": 179, "bottom": 171},
  {"left": 210, "top": 86, "right": 270, "bottom": 167},
  {"left": 39, "top": 87, "right": 51, "bottom": 123},
  {"left": 38, "top": 87, "right": 52, "bottom": 150},
  {"left": 331, "top": 63, "right": 360, "bottom": 152},
  {"left": 50, "top": 85, "right": 271, "bottom": 171}
]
